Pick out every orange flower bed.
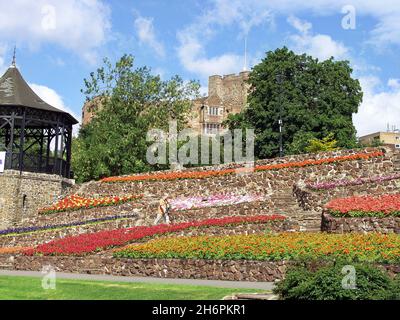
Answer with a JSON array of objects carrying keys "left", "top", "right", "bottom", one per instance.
[
  {"left": 115, "top": 232, "right": 400, "bottom": 264},
  {"left": 39, "top": 194, "right": 143, "bottom": 215},
  {"left": 101, "top": 151, "right": 384, "bottom": 183},
  {"left": 0, "top": 247, "right": 32, "bottom": 255}
]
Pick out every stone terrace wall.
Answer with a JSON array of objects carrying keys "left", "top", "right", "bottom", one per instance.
[
  {"left": 0, "top": 255, "right": 288, "bottom": 281},
  {"left": 321, "top": 212, "right": 400, "bottom": 234},
  {"left": 0, "top": 170, "right": 73, "bottom": 229},
  {"left": 76, "top": 148, "right": 396, "bottom": 230},
  {"left": 0, "top": 255, "right": 398, "bottom": 281},
  {"left": 85, "top": 148, "right": 394, "bottom": 200}
]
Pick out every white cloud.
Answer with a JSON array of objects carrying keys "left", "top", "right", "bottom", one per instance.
[
  {"left": 0, "top": 43, "right": 7, "bottom": 74},
  {"left": 30, "top": 83, "right": 80, "bottom": 135},
  {"left": 287, "top": 16, "right": 349, "bottom": 61},
  {"left": 177, "top": 33, "right": 242, "bottom": 79},
  {"left": 287, "top": 15, "right": 312, "bottom": 34},
  {"left": 353, "top": 76, "right": 400, "bottom": 136},
  {"left": 177, "top": 0, "right": 273, "bottom": 79},
  {"left": 388, "top": 78, "right": 400, "bottom": 90},
  {"left": 289, "top": 33, "right": 349, "bottom": 61},
  {"left": 134, "top": 15, "right": 165, "bottom": 58},
  {"left": 0, "top": 0, "right": 111, "bottom": 64}
]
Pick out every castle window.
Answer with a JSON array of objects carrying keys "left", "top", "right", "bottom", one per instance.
[
  {"left": 208, "top": 107, "right": 219, "bottom": 116},
  {"left": 203, "top": 123, "right": 220, "bottom": 135}
]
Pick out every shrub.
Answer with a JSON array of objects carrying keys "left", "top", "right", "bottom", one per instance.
[{"left": 274, "top": 263, "right": 400, "bottom": 300}]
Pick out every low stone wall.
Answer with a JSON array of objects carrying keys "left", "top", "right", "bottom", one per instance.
[
  {"left": 321, "top": 212, "right": 400, "bottom": 234},
  {"left": 0, "top": 170, "right": 74, "bottom": 228},
  {"left": 0, "top": 254, "right": 398, "bottom": 281},
  {"left": 0, "top": 255, "right": 288, "bottom": 281}
]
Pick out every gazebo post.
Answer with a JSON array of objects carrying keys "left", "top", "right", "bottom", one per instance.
[
  {"left": 18, "top": 107, "right": 26, "bottom": 173},
  {"left": 6, "top": 112, "right": 15, "bottom": 169}
]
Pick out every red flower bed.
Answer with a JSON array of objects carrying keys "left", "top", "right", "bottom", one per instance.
[
  {"left": 325, "top": 193, "right": 400, "bottom": 217},
  {"left": 101, "top": 151, "right": 384, "bottom": 183},
  {"left": 24, "top": 214, "right": 286, "bottom": 256},
  {"left": 39, "top": 194, "right": 143, "bottom": 215}
]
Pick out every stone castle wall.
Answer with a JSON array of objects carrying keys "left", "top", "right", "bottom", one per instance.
[
  {"left": 0, "top": 170, "right": 74, "bottom": 228},
  {"left": 189, "top": 71, "right": 250, "bottom": 134}
]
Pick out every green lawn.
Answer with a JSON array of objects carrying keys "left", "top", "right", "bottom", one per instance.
[{"left": 0, "top": 276, "right": 266, "bottom": 300}]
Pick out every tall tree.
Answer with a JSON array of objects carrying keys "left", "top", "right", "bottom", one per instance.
[
  {"left": 72, "top": 55, "right": 200, "bottom": 182},
  {"left": 225, "top": 47, "right": 363, "bottom": 158}
]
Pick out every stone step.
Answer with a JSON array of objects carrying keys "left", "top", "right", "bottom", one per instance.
[{"left": 223, "top": 293, "right": 278, "bottom": 300}]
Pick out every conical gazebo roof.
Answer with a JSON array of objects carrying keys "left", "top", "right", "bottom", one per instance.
[{"left": 0, "top": 66, "right": 78, "bottom": 124}]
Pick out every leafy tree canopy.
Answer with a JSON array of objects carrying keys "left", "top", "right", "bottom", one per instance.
[
  {"left": 225, "top": 47, "right": 363, "bottom": 158},
  {"left": 72, "top": 55, "right": 200, "bottom": 182}
]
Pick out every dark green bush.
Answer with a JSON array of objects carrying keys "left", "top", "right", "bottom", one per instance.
[{"left": 274, "top": 263, "right": 400, "bottom": 300}]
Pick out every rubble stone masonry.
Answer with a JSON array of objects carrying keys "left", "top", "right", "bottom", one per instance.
[{"left": 0, "top": 170, "right": 73, "bottom": 229}]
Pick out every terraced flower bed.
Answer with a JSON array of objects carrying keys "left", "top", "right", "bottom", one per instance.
[
  {"left": 170, "top": 193, "right": 266, "bottom": 211},
  {"left": 115, "top": 233, "right": 400, "bottom": 264},
  {"left": 101, "top": 151, "right": 384, "bottom": 183},
  {"left": 306, "top": 173, "right": 400, "bottom": 190},
  {"left": 39, "top": 194, "right": 143, "bottom": 215},
  {"left": 0, "top": 214, "right": 138, "bottom": 237},
  {"left": 326, "top": 193, "right": 400, "bottom": 217},
  {"left": 0, "top": 247, "right": 31, "bottom": 255},
  {"left": 25, "top": 215, "right": 286, "bottom": 256}
]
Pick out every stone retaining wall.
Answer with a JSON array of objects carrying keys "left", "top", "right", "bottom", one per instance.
[
  {"left": 0, "top": 255, "right": 398, "bottom": 281},
  {"left": 0, "top": 170, "right": 73, "bottom": 228},
  {"left": 0, "top": 255, "right": 288, "bottom": 281},
  {"left": 87, "top": 148, "right": 394, "bottom": 201},
  {"left": 321, "top": 212, "right": 400, "bottom": 234}
]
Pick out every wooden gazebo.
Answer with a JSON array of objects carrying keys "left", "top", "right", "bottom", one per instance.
[{"left": 0, "top": 62, "right": 78, "bottom": 178}]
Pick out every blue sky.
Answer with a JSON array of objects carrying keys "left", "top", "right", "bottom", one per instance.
[{"left": 0, "top": 0, "right": 399, "bottom": 136}]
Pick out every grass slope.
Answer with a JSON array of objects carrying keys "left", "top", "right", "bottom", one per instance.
[{"left": 0, "top": 276, "right": 265, "bottom": 300}]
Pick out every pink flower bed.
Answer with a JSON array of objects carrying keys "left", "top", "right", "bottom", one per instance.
[{"left": 170, "top": 194, "right": 266, "bottom": 211}]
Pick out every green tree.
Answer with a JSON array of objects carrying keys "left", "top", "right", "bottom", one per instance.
[
  {"left": 72, "top": 55, "right": 200, "bottom": 182},
  {"left": 225, "top": 47, "right": 363, "bottom": 158}
]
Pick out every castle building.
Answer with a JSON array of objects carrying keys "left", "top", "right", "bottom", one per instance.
[
  {"left": 188, "top": 71, "right": 250, "bottom": 135},
  {"left": 81, "top": 71, "right": 251, "bottom": 134}
]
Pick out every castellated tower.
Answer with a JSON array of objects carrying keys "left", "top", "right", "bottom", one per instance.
[{"left": 189, "top": 71, "right": 250, "bottom": 135}]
